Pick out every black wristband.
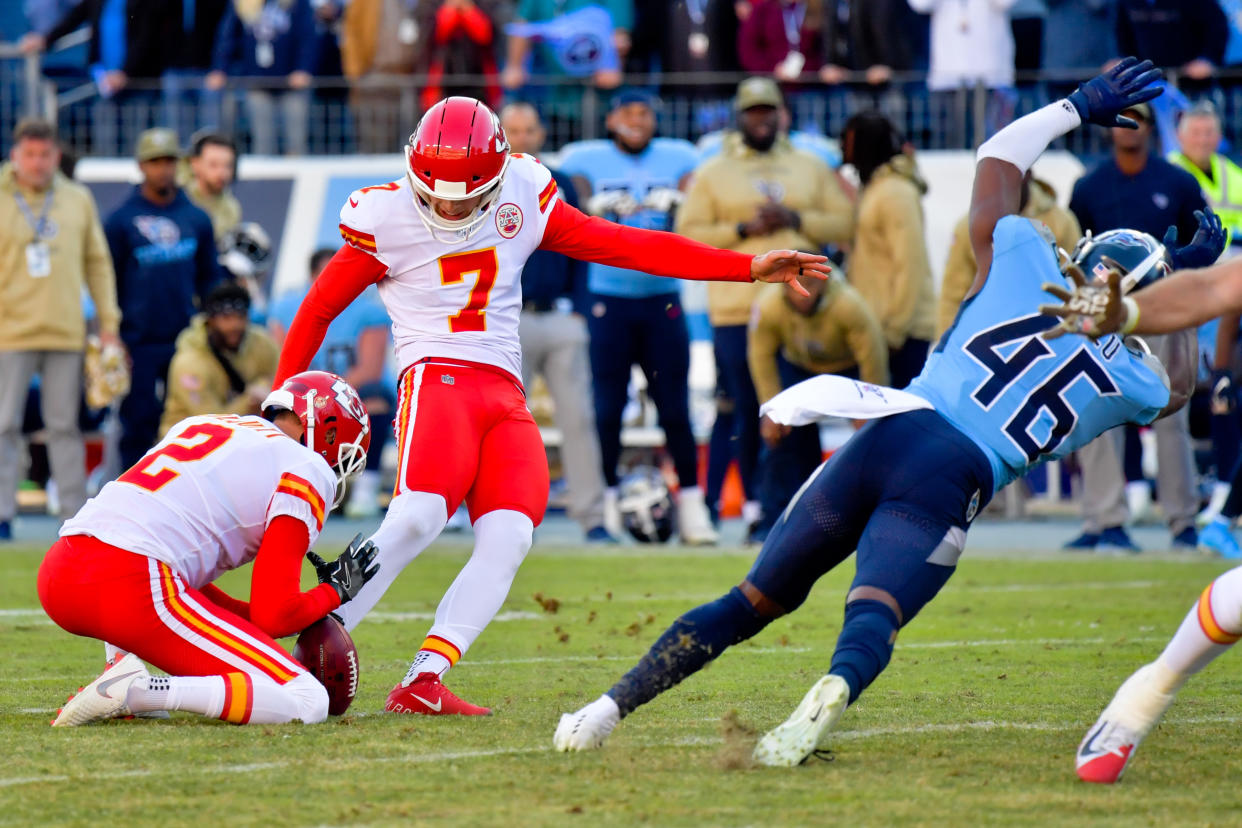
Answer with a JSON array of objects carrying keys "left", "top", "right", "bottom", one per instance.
[{"left": 737, "top": 222, "right": 749, "bottom": 240}]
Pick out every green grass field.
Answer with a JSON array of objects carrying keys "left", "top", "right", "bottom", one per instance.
[{"left": 4, "top": 539, "right": 1242, "bottom": 826}]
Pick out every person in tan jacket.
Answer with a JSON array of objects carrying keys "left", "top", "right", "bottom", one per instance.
[
  {"left": 677, "top": 76, "right": 854, "bottom": 532},
  {"left": 160, "top": 281, "right": 278, "bottom": 436},
  {"left": 936, "top": 174, "right": 1081, "bottom": 336},
  {"left": 843, "top": 111, "right": 936, "bottom": 388},
  {"left": 746, "top": 273, "right": 888, "bottom": 541},
  {"left": 0, "top": 119, "right": 121, "bottom": 538}
]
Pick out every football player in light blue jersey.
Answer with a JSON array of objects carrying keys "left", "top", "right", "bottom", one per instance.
[
  {"left": 556, "top": 90, "right": 718, "bottom": 544},
  {"left": 551, "top": 58, "right": 1223, "bottom": 766}
]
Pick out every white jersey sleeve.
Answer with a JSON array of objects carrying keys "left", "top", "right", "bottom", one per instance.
[
  {"left": 509, "top": 153, "right": 561, "bottom": 244},
  {"left": 339, "top": 181, "right": 400, "bottom": 269},
  {"left": 266, "top": 457, "right": 337, "bottom": 548}
]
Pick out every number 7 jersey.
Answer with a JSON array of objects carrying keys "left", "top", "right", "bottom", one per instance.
[
  {"left": 60, "top": 415, "right": 338, "bottom": 589},
  {"left": 338, "top": 154, "right": 561, "bottom": 380},
  {"left": 907, "top": 216, "right": 1171, "bottom": 494}
]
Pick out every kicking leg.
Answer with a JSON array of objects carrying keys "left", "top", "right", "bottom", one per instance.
[{"left": 1077, "top": 565, "right": 1242, "bottom": 784}]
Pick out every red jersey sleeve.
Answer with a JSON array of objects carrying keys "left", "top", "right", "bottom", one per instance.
[
  {"left": 537, "top": 199, "right": 754, "bottom": 283},
  {"left": 274, "top": 244, "right": 388, "bottom": 385},
  {"left": 200, "top": 583, "right": 251, "bottom": 620},
  {"left": 248, "top": 514, "right": 340, "bottom": 639}
]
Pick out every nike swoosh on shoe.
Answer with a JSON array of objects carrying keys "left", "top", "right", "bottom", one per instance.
[
  {"left": 411, "top": 694, "right": 442, "bottom": 712},
  {"left": 96, "top": 671, "right": 140, "bottom": 699}
]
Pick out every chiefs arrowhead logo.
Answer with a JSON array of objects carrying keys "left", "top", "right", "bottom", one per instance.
[{"left": 348, "top": 196, "right": 359, "bottom": 208}]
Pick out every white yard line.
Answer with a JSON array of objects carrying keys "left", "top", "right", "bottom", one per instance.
[{"left": 4, "top": 713, "right": 1242, "bottom": 790}]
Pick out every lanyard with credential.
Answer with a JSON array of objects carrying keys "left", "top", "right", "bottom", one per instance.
[{"left": 15, "top": 186, "right": 54, "bottom": 239}]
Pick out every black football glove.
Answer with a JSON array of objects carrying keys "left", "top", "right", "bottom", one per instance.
[
  {"left": 1163, "top": 209, "right": 1227, "bottom": 270},
  {"left": 1211, "top": 369, "right": 1237, "bottom": 415},
  {"left": 307, "top": 533, "right": 380, "bottom": 603},
  {"left": 1067, "top": 57, "right": 1163, "bottom": 129}
]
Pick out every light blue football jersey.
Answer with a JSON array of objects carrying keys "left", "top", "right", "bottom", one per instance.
[
  {"left": 907, "top": 216, "right": 1171, "bottom": 494},
  {"left": 556, "top": 137, "right": 699, "bottom": 297}
]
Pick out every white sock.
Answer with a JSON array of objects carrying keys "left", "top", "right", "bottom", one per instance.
[
  {"left": 422, "top": 509, "right": 533, "bottom": 677},
  {"left": 1155, "top": 566, "right": 1242, "bottom": 678},
  {"left": 402, "top": 651, "right": 452, "bottom": 685},
  {"left": 334, "top": 491, "right": 449, "bottom": 631},
  {"left": 127, "top": 673, "right": 326, "bottom": 724}
]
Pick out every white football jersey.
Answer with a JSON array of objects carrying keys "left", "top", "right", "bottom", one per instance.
[
  {"left": 338, "top": 154, "right": 561, "bottom": 381},
  {"left": 61, "top": 414, "right": 337, "bottom": 589}
]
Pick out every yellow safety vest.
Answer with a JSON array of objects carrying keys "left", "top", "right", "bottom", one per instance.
[{"left": 1168, "top": 151, "right": 1242, "bottom": 248}]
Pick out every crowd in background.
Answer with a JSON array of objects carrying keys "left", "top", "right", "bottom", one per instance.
[{"left": 6, "top": 0, "right": 1242, "bottom": 553}]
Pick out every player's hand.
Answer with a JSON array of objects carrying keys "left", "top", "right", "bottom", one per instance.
[
  {"left": 586, "top": 189, "right": 639, "bottom": 218},
  {"left": 760, "top": 414, "right": 790, "bottom": 447},
  {"left": 1162, "top": 209, "right": 1226, "bottom": 270},
  {"left": 641, "top": 187, "right": 684, "bottom": 213},
  {"left": 307, "top": 533, "right": 380, "bottom": 603},
  {"left": 1211, "top": 369, "right": 1237, "bottom": 415},
  {"left": 1067, "top": 56, "right": 1163, "bottom": 129},
  {"left": 750, "top": 250, "right": 831, "bottom": 296},
  {"left": 1039, "top": 260, "right": 1132, "bottom": 340},
  {"left": 757, "top": 201, "right": 800, "bottom": 231}
]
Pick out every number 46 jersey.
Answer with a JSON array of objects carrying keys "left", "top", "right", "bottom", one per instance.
[
  {"left": 60, "top": 415, "right": 337, "bottom": 589},
  {"left": 907, "top": 216, "right": 1171, "bottom": 494},
  {"left": 338, "top": 154, "right": 561, "bottom": 381}
]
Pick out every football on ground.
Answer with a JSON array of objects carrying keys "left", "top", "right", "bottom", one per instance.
[{"left": 293, "top": 615, "right": 359, "bottom": 715}]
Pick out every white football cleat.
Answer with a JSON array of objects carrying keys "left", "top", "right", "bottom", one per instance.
[
  {"left": 753, "top": 674, "right": 849, "bottom": 767},
  {"left": 554, "top": 695, "right": 620, "bottom": 751},
  {"left": 1076, "top": 662, "right": 1178, "bottom": 784},
  {"left": 53, "top": 652, "right": 148, "bottom": 727},
  {"left": 677, "top": 487, "right": 718, "bottom": 546}
]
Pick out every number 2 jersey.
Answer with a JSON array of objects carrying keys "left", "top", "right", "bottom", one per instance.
[
  {"left": 60, "top": 414, "right": 337, "bottom": 589},
  {"left": 907, "top": 216, "right": 1171, "bottom": 494}
]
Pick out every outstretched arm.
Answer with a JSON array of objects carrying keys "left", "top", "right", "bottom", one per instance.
[
  {"left": 274, "top": 245, "right": 388, "bottom": 385},
  {"left": 966, "top": 57, "right": 1163, "bottom": 298},
  {"left": 539, "top": 199, "right": 831, "bottom": 295}
]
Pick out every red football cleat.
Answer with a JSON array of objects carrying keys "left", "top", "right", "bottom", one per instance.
[{"left": 384, "top": 673, "right": 491, "bottom": 716}]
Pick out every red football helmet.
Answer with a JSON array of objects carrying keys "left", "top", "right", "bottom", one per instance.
[
  {"left": 262, "top": 371, "right": 370, "bottom": 505},
  {"left": 405, "top": 96, "right": 511, "bottom": 239}
]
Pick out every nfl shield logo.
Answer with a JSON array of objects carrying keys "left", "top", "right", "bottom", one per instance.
[{"left": 496, "top": 203, "right": 523, "bottom": 238}]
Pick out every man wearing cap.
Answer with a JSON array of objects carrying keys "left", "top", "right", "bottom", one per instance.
[
  {"left": 1063, "top": 100, "right": 1207, "bottom": 553},
  {"left": 160, "top": 280, "right": 278, "bottom": 435},
  {"left": 676, "top": 76, "right": 854, "bottom": 540},
  {"left": 105, "top": 127, "right": 224, "bottom": 469},
  {"left": 556, "top": 90, "right": 717, "bottom": 544}
]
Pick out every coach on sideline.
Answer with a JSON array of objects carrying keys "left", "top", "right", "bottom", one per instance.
[{"left": 0, "top": 119, "right": 121, "bottom": 541}]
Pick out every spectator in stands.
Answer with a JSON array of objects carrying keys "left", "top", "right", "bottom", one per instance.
[
  {"left": 499, "top": 102, "right": 616, "bottom": 544},
  {"left": 1116, "top": 0, "right": 1225, "bottom": 88},
  {"left": 557, "top": 90, "right": 717, "bottom": 545},
  {"left": 1166, "top": 102, "right": 1242, "bottom": 531},
  {"left": 268, "top": 248, "right": 394, "bottom": 519},
  {"left": 502, "top": 0, "right": 632, "bottom": 138},
  {"left": 641, "top": 0, "right": 740, "bottom": 76},
  {"left": 838, "top": 0, "right": 928, "bottom": 86},
  {"left": 748, "top": 272, "right": 887, "bottom": 541},
  {"left": 340, "top": 0, "right": 423, "bottom": 153},
  {"left": 160, "top": 280, "right": 278, "bottom": 434},
  {"left": 676, "top": 77, "right": 854, "bottom": 538},
  {"left": 106, "top": 128, "right": 223, "bottom": 470},
  {"left": 1010, "top": 0, "right": 1046, "bottom": 73},
  {"left": 1065, "top": 101, "right": 1205, "bottom": 552},
  {"left": 737, "top": 0, "right": 823, "bottom": 81},
  {"left": 420, "top": 1, "right": 503, "bottom": 110},
  {"left": 1043, "top": 0, "right": 1116, "bottom": 103},
  {"left": 184, "top": 131, "right": 242, "bottom": 244},
  {"left": 937, "top": 173, "right": 1081, "bottom": 336},
  {"left": 162, "top": 0, "right": 229, "bottom": 142},
  {"left": 841, "top": 111, "right": 935, "bottom": 388},
  {"left": 207, "top": 0, "right": 317, "bottom": 156},
  {"left": 0, "top": 119, "right": 120, "bottom": 541},
  {"left": 20, "top": 0, "right": 175, "bottom": 154},
  {"left": 907, "top": 0, "right": 1016, "bottom": 146}
]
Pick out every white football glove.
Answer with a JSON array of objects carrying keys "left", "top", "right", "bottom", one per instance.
[
  {"left": 640, "top": 187, "right": 684, "bottom": 213},
  {"left": 586, "top": 190, "right": 639, "bottom": 218}
]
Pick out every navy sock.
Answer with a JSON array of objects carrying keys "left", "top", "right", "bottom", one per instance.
[
  {"left": 607, "top": 587, "right": 769, "bottom": 716},
  {"left": 829, "top": 599, "right": 899, "bottom": 704}
]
